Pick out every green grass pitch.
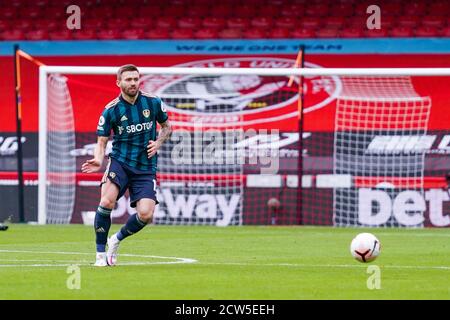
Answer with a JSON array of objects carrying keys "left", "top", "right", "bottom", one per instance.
[{"left": 0, "top": 224, "right": 448, "bottom": 299}]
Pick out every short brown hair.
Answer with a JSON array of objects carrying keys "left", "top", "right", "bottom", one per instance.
[{"left": 117, "top": 64, "right": 139, "bottom": 80}]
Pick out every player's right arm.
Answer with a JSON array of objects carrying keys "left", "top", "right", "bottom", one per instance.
[
  {"left": 81, "top": 136, "right": 109, "bottom": 173},
  {"left": 81, "top": 107, "right": 113, "bottom": 173}
]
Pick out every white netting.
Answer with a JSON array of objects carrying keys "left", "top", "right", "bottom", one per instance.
[
  {"left": 46, "top": 74, "right": 76, "bottom": 224},
  {"left": 333, "top": 77, "right": 431, "bottom": 227}
]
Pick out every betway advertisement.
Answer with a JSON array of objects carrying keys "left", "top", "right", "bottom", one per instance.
[{"left": 1, "top": 51, "right": 450, "bottom": 227}]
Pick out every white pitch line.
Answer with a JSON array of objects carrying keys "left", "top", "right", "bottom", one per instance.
[
  {"left": 0, "top": 249, "right": 197, "bottom": 267},
  {"left": 198, "top": 262, "right": 450, "bottom": 271}
]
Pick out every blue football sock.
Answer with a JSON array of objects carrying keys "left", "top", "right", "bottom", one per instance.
[
  {"left": 94, "top": 206, "right": 112, "bottom": 252},
  {"left": 116, "top": 213, "right": 147, "bottom": 241}
]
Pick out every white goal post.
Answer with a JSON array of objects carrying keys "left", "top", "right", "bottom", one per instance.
[{"left": 38, "top": 66, "right": 450, "bottom": 225}]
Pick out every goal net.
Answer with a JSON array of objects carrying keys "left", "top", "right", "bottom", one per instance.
[{"left": 38, "top": 66, "right": 450, "bottom": 228}]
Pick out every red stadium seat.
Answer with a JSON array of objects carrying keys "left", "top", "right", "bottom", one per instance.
[
  {"left": 267, "top": 28, "right": 290, "bottom": 39},
  {"left": 106, "top": 18, "right": 130, "bottom": 29},
  {"left": 339, "top": 28, "right": 364, "bottom": 38},
  {"left": 83, "top": 19, "right": 105, "bottom": 30},
  {"left": 280, "top": 4, "right": 302, "bottom": 17},
  {"left": 250, "top": 17, "right": 273, "bottom": 29},
  {"left": 178, "top": 17, "right": 202, "bottom": 29},
  {"left": 415, "top": 27, "right": 439, "bottom": 37},
  {"left": 227, "top": 18, "right": 250, "bottom": 29},
  {"left": 275, "top": 17, "right": 298, "bottom": 29},
  {"left": 187, "top": 5, "right": 209, "bottom": 17},
  {"left": 97, "top": 29, "right": 121, "bottom": 40},
  {"left": 144, "top": 29, "right": 170, "bottom": 39},
  {"left": 129, "top": 17, "right": 153, "bottom": 29},
  {"left": 45, "top": 6, "right": 66, "bottom": 19},
  {"left": 218, "top": 29, "right": 242, "bottom": 39},
  {"left": 290, "top": 29, "right": 315, "bottom": 39},
  {"left": 330, "top": 4, "right": 354, "bottom": 16},
  {"left": 397, "top": 16, "right": 420, "bottom": 27},
  {"left": 137, "top": 6, "right": 162, "bottom": 18},
  {"left": 34, "top": 19, "right": 59, "bottom": 31},
  {"left": 163, "top": 5, "right": 185, "bottom": 17},
  {"left": 72, "top": 30, "right": 97, "bottom": 40},
  {"left": 300, "top": 17, "right": 321, "bottom": 28},
  {"left": 422, "top": 16, "right": 446, "bottom": 28},
  {"left": 258, "top": 5, "right": 281, "bottom": 17},
  {"left": 155, "top": 17, "right": 177, "bottom": 29},
  {"left": 0, "top": 30, "right": 25, "bottom": 40},
  {"left": 389, "top": 26, "right": 413, "bottom": 37},
  {"left": 0, "top": 20, "right": 10, "bottom": 30},
  {"left": 442, "top": 27, "right": 450, "bottom": 37},
  {"left": 326, "top": 16, "right": 346, "bottom": 27},
  {"left": 48, "top": 30, "right": 72, "bottom": 40},
  {"left": 243, "top": 29, "right": 267, "bottom": 39},
  {"left": 210, "top": 5, "right": 233, "bottom": 17},
  {"left": 0, "top": 7, "right": 16, "bottom": 19},
  {"left": 121, "top": 30, "right": 145, "bottom": 40},
  {"left": 234, "top": 5, "right": 254, "bottom": 18},
  {"left": 22, "top": 7, "right": 42, "bottom": 19},
  {"left": 315, "top": 28, "right": 339, "bottom": 38},
  {"left": 13, "top": 20, "right": 33, "bottom": 31},
  {"left": 195, "top": 28, "right": 219, "bottom": 39},
  {"left": 365, "top": 28, "right": 388, "bottom": 38},
  {"left": 306, "top": 4, "right": 329, "bottom": 17},
  {"left": 171, "top": 29, "right": 194, "bottom": 39},
  {"left": 27, "top": 30, "right": 49, "bottom": 40},
  {"left": 202, "top": 17, "right": 226, "bottom": 29}
]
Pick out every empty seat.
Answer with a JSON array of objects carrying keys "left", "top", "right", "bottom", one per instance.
[
  {"left": 178, "top": 17, "right": 202, "bottom": 29},
  {"left": 340, "top": 28, "right": 364, "bottom": 38},
  {"left": 171, "top": 29, "right": 194, "bottom": 39},
  {"left": 187, "top": 5, "right": 209, "bottom": 17},
  {"left": 72, "top": 29, "right": 97, "bottom": 40},
  {"left": 251, "top": 17, "right": 273, "bottom": 29},
  {"left": 365, "top": 28, "right": 388, "bottom": 38},
  {"left": 97, "top": 29, "right": 121, "bottom": 40},
  {"left": 275, "top": 17, "right": 298, "bottom": 29},
  {"left": 145, "top": 29, "right": 170, "bottom": 39},
  {"left": 267, "top": 28, "right": 290, "bottom": 38},
  {"left": 227, "top": 18, "right": 250, "bottom": 29},
  {"left": 27, "top": 30, "right": 49, "bottom": 40},
  {"left": 48, "top": 30, "right": 72, "bottom": 40},
  {"left": 390, "top": 26, "right": 413, "bottom": 37},
  {"left": 155, "top": 17, "right": 177, "bottom": 29},
  {"left": 243, "top": 29, "right": 267, "bottom": 39},
  {"left": 202, "top": 17, "right": 226, "bottom": 29},
  {"left": 0, "top": 30, "right": 25, "bottom": 40},
  {"left": 415, "top": 26, "right": 439, "bottom": 37},
  {"left": 195, "top": 28, "right": 219, "bottom": 39},
  {"left": 315, "top": 28, "right": 339, "bottom": 38},
  {"left": 121, "top": 30, "right": 145, "bottom": 40},
  {"left": 129, "top": 17, "right": 153, "bottom": 29},
  {"left": 290, "top": 29, "right": 315, "bottom": 38},
  {"left": 218, "top": 28, "right": 242, "bottom": 39}
]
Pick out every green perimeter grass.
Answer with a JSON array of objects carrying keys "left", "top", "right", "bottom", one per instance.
[{"left": 0, "top": 224, "right": 448, "bottom": 299}]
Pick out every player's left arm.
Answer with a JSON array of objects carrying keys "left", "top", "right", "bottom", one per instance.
[{"left": 147, "top": 119, "right": 172, "bottom": 158}]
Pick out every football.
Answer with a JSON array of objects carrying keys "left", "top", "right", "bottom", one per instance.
[{"left": 350, "top": 233, "right": 381, "bottom": 263}]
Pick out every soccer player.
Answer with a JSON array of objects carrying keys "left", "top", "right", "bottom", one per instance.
[{"left": 81, "top": 64, "right": 172, "bottom": 267}]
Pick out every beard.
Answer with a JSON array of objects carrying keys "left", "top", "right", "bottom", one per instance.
[{"left": 124, "top": 86, "right": 138, "bottom": 97}]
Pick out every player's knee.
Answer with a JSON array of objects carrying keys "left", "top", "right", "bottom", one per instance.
[
  {"left": 99, "top": 197, "right": 115, "bottom": 209},
  {"left": 137, "top": 211, "right": 153, "bottom": 224}
]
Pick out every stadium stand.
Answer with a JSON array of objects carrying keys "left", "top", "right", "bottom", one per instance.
[{"left": 0, "top": 0, "right": 448, "bottom": 40}]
